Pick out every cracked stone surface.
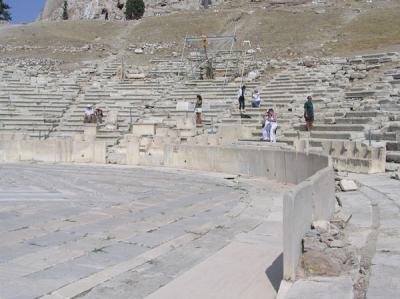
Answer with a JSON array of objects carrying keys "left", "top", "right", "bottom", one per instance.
[{"left": 0, "top": 163, "right": 288, "bottom": 299}]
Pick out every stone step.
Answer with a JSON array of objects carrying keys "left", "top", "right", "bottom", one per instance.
[
  {"left": 334, "top": 117, "right": 373, "bottom": 125},
  {"left": 386, "top": 151, "right": 400, "bottom": 163},
  {"left": 386, "top": 142, "right": 400, "bottom": 151},
  {"left": 310, "top": 131, "right": 354, "bottom": 140}
]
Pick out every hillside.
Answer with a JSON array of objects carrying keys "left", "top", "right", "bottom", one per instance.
[{"left": 0, "top": 0, "right": 399, "bottom": 70}]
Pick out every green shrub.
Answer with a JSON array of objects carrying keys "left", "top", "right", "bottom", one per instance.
[{"left": 125, "top": 0, "right": 145, "bottom": 20}]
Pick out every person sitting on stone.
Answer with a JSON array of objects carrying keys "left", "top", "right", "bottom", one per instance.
[
  {"left": 262, "top": 108, "right": 278, "bottom": 143},
  {"left": 95, "top": 107, "right": 104, "bottom": 124},
  {"left": 251, "top": 89, "right": 261, "bottom": 108},
  {"left": 84, "top": 104, "right": 95, "bottom": 123}
]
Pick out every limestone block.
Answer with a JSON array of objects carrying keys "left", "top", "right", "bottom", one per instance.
[
  {"left": 126, "top": 138, "right": 140, "bottom": 165},
  {"left": 131, "top": 123, "right": 155, "bottom": 136},
  {"left": 283, "top": 182, "right": 314, "bottom": 280},
  {"left": 94, "top": 141, "right": 106, "bottom": 164},
  {"left": 285, "top": 276, "right": 353, "bottom": 299},
  {"left": 105, "top": 110, "right": 118, "bottom": 130},
  {"left": 72, "top": 140, "right": 105, "bottom": 164},
  {"left": 207, "top": 135, "right": 220, "bottom": 146},
  {"left": 176, "top": 102, "right": 193, "bottom": 112},
  {"left": 294, "top": 139, "right": 309, "bottom": 153},
  {"left": 176, "top": 117, "right": 196, "bottom": 130},
  {"left": 155, "top": 127, "right": 169, "bottom": 137},
  {"left": 83, "top": 124, "right": 97, "bottom": 141},
  {"left": 339, "top": 179, "right": 358, "bottom": 191},
  {"left": 178, "top": 129, "right": 196, "bottom": 137},
  {"left": 127, "top": 73, "right": 146, "bottom": 79}
]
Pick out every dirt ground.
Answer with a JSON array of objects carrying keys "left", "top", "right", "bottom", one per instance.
[{"left": 0, "top": 0, "right": 399, "bottom": 69}]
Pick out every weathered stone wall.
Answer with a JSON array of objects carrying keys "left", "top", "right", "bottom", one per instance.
[{"left": 0, "top": 133, "right": 105, "bottom": 164}]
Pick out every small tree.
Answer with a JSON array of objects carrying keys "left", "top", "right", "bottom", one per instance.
[
  {"left": 125, "top": 0, "right": 145, "bottom": 20},
  {"left": 0, "top": 0, "right": 11, "bottom": 22},
  {"left": 62, "top": 1, "right": 68, "bottom": 20}
]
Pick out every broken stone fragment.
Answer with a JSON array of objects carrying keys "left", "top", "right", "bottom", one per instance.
[
  {"left": 134, "top": 48, "right": 144, "bottom": 54},
  {"left": 390, "top": 171, "right": 400, "bottom": 181},
  {"left": 303, "top": 235, "right": 327, "bottom": 252},
  {"left": 312, "top": 220, "right": 330, "bottom": 233},
  {"left": 339, "top": 179, "right": 358, "bottom": 191},
  {"left": 331, "top": 210, "right": 352, "bottom": 229}
]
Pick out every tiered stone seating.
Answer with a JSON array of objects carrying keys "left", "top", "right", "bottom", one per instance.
[
  {"left": 0, "top": 52, "right": 399, "bottom": 164},
  {"left": 228, "top": 58, "right": 400, "bottom": 165},
  {"left": 0, "top": 67, "right": 78, "bottom": 138}
]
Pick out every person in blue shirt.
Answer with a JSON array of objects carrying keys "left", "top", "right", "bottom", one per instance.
[{"left": 304, "top": 95, "right": 314, "bottom": 131}]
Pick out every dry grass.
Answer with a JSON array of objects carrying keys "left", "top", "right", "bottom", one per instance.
[
  {"left": 328, "top": 6, "right": 400, "bottom": 56},
  {"left": 0, "top": 0, "right": 399, "bottom": 66}
]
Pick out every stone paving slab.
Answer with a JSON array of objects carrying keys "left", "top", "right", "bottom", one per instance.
[
  {"left": 284, "top": 276, "right": 353, "bottom": 299},
  {"left": 0, "top": 163, "right": 287, "bottom": 299},
  {"left": 146, "top": 240, "right": 282, "bottom": 299},
  {"left": 349, "top": 173, "right": 400, "bottom": 299}
]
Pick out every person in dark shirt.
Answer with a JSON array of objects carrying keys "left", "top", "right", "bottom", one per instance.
[
  {"left": 304, "top": 95, "right": 314, "bottom": 131},
  {"left": 195, "top": 95, "right": 203, "bottom": 124},
  {"left": 238, "top": 85, "right": 246, "bottom": 112}
]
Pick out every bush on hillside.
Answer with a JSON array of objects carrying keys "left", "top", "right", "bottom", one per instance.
[
  {"left": 125, "top": 0, "right": 145, "bottom": 20},
  {"left": 62, "top": 1, "right": 68, "bottom": 20}
]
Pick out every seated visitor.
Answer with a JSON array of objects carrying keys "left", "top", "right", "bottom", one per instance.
[
  {"left": 95, "top": 107, "right": 104, "bottom": 124},
  {"left": 262, "top": 108, "right": 278, "bottom": 143},
  {"left": 84, "top": 104, "right": 95, "bottom": 123},
  {"left": 251, "top": 89, "right": 261, "bottom": 108}
]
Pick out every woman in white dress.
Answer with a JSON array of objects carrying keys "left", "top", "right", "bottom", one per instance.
[{"left": 262, "top": 109, "right": 278, "bottom": 142}]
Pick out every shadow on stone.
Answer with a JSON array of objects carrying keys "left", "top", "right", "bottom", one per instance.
[{"left": 265, "top": 252, "right": 283, "bottom": 292}]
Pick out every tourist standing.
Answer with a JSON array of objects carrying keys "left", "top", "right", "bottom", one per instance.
[
  {"left": 238, "top": 85, "right": 246, "bottom": 112},
  {"left": 195, "top": 95, "right": 203, "bottom": 124},
  {"left": 304, "top": 95, "right": 314, "bottom": 131},
  {"left": 262, "top": 108, "right": 278, "bottom": 142}
]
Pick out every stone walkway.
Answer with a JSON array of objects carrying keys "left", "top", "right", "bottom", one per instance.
[
  {"left": 349, "top": 173, "right": 400, "bottom": 299},
  {"left": 0, "top": 163, "right": 288, "bottom": 299},
  {"left": 282, "top": 172, "right": 400, "bottom": 299}
]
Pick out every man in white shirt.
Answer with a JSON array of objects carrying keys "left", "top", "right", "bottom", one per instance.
[{"left": 84, "top": 104, "right": 95, "bottom": 123}]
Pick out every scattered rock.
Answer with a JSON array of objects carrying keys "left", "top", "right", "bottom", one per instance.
[
  {"left": 339, "top": 179, "right": 358, "bottom": 191},
  {"left": 329, "top": 240, "right": 346, "bottom": 248},
  {"left": 303, "top": 57, "right": 316, "bottom": 67},
  {"left": 247, "top": 70, "right": 260, "bottom": 81},
  {"left": 349, "top": 71, "right": 367, "bottom": 80},
  {"left": 134, "top": 48, "right": 144, "bottom": 54},
  {"left": 312, "top": 220, "right": 330, "bottom": 233},
  {"left": 391, "top": 171, "right": 400, "bottom": 180}
]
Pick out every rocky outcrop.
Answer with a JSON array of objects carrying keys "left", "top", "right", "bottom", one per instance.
[{"left": 38, "top": 0, "right": 216, "bottom": 21}]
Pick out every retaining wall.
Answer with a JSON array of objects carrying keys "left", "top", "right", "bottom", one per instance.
[
  {"left": 0, "top": 134, "right": 105, "bottom": 164},
  {"left": 283, "top": 167, "right": 335, "bottom": 280},
  {"left": 162, "top": 144, "right": 328, "bottom": 184}
]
